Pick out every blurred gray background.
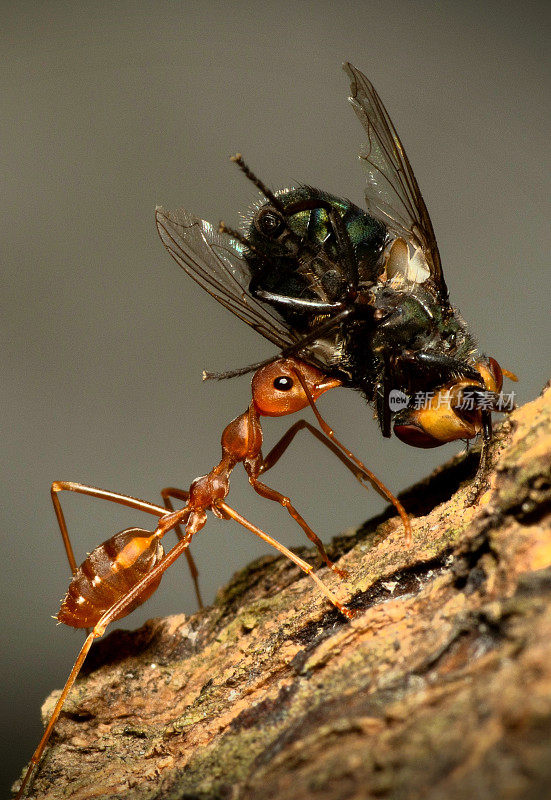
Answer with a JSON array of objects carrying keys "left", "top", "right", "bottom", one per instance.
[{"left": 2, "top": 0, "right": 550, "bottom": 793}]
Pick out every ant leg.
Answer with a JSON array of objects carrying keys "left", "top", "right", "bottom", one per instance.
[
  {"left": 218, "top": 500, "right": 354, "bottom": 619},
  {"left": 245, "top": 460, "right": 348, "bottom": 579},
  {"left": 203, "top": 308, "right": 354, "bottom": 382},
  {"left": 258, "top": 418, "right": 411, "bottom": 544},
  {"left": 259, "top": 419, "right": 364, "bottom": 479},
  {"left": 16, "top": 525, "right": 195, "bottom": 799},
  {"left": 15, "top": 631, "right": 97, "bottom": 799},
  {"left": 50, "top": 481, "right": 169, "bottom": 575},
  {"left": 292, "top": 373, "right": 412, "bottom": 546},
  {"left": 260, "top": 420, "right": 393, "bottom": 499},
  {"left": 161, "top": 487, "right": 204, "bottom": 609}
]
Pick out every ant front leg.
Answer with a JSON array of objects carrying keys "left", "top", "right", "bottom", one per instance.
[
  {"left": 161, "top": 487, "right": 204, "bottom": 609},
  {"left": 258, "top": 414, "right": 412, "bottom": 546},
  {"left": 292, "top": 370, "right": 412, "bottom": 546},
  {"left": 259, "top": 419, "right": 365, "bottom": 480},
  {"left": 259, "top": 419, "right": 385, "bottom": 497}
]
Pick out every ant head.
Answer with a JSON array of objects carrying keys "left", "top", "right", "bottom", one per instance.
[{"left": 252, "top": 358, "right": 341, "bottom": 417}]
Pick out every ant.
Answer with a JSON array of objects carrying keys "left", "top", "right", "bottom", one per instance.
[{"left": 15, "top": 356, "right": 410, "bottom": 798}]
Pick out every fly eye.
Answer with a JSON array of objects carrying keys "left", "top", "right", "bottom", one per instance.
[
  {"left": 255, "top": 207, "right": 285, "bottom": 238},
  {"left": 273, "top": 375, "right": 293, "bottom": 391}
]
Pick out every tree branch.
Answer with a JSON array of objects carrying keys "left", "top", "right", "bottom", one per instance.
[{"left": 14, "top": 382, "right": 551, "bottom": 800}]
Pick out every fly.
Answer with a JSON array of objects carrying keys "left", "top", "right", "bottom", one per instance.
[{"left": 156, "top": 62, "right": 517, "bottom": 482}]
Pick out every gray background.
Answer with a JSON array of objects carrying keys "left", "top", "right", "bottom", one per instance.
[{"left": 3, "top": 0, "right": 549, "bottom": 793}]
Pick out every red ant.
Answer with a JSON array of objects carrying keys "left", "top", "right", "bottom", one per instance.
[{"left": 16, "top": 356, "right": 410, "bottom": 798}]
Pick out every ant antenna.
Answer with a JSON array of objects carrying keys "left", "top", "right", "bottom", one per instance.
[
  {"left": 202, "top": 354, "right": 279, "bottom": 381},
  {"left": 203, "top": 307, "right": 354, "bottom": 382},
  {"left": 230, "top": 154, "right": 287, "bottom": 215}
]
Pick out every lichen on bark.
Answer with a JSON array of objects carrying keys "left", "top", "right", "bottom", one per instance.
[{"left": 14, "top": 384, "right": 551, "bottom": 800}]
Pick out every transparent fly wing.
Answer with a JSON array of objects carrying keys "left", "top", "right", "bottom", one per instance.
[
  {"left": 344, "top": 62, "right": 449, "bottom": 304},
  {"left": 156, "top": 206, "right": 297, "bottom": 349}
]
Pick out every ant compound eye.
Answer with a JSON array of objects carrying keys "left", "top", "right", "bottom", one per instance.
[
  {"left": 273, "top": 375, "right": 293, "bottom": 391},
  {"left": 255, "top": 207, "right": 285, "bottom": 238}
]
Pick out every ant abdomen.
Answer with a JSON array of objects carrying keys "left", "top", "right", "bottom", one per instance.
[{"left": 57, "top": 528, "right": 164, "bottom": 628}]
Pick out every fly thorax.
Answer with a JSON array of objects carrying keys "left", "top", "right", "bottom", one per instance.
[
  {"left": 371, "top": 288, "right": 435, "bottom": 352},
  {"left": 437, "top": 309, "right": 477, "bottom": 360},
  {"left": 302, "top": 336, "right": 348, "bottom": 373},
  {"left": 319, "top": 266, "right": 347, "bottom": 300}
]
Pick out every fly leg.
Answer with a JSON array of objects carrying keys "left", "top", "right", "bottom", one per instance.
[{"left": 465, "top": 410, "right": 493, "bottom": 504}]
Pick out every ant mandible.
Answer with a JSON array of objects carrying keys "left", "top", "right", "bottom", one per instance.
[{"left": 16, "top": 356, "right": 410, "bottom": 798}]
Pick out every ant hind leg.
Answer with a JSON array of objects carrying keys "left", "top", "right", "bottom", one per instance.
[{"left": 161, "top": 487, "right": 204, "bottom": 609}]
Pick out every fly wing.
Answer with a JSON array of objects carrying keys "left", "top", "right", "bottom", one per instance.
[
  {"left": 156, "top": 206, "right": 298, "bottom": 350},
  {"left": 344, "top": 62, "right": 449, "bottom": 305}
]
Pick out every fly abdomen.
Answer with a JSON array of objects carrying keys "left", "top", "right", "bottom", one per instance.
[{"left": 57, "top": 528, "right": 164, "bottom": 628}]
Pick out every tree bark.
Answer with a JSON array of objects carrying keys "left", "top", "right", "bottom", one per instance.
[{"left": 15, "top": 383, "right": 551, "bottom": 800}]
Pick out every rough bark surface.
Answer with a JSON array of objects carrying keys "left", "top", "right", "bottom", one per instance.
[{"left": 14, "top": 384, "right": 551, "bottom": 800}]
